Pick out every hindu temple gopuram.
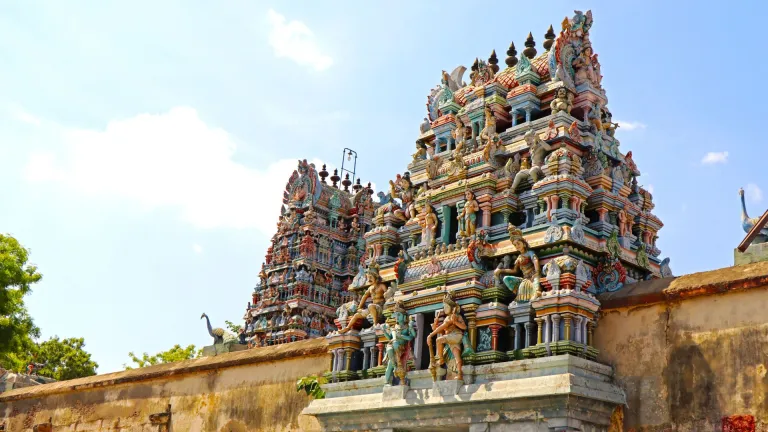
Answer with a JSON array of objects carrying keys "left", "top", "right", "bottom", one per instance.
[{"left": 249, "top": 8, "right": 668, "bottom": 430}]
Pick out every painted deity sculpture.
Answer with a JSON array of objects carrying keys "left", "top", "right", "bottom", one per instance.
[
  {"left": 338, "top": 264, "right": 388, "bottom": 334},
  {"left": 452, "top": 116, "right": 469, "bottom": 156},
  {"left": 427, "top": 291, "right": 468, "bottom": 381},
  {"left": 494, "top": 225, "right": 542, "bottom": 302},
  {"left": 420, "top": 203, "right": 438, "bottom": 246},
  {"left": 389, "top": 172, "right": 417, "bottom": 221},
  {"left": 511, "top": 129, "right": 554, "bottom": 192},
  {"left": 478, "top": 106, "right": 499, "bottom": 149},
  {"left": 381, "top": 301, "right": 416, "bottom": 385},
  {"left": 550, "top": 87, "right": 573, "bottom": 114},
  {"left": 457, "top": 190, "right": 479, "bottom": 238}
]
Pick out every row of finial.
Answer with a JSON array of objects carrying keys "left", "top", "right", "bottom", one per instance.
[
  {"left": 488, "top": 25, "right": 557, "bottom": 68},
  {"left": 318, "top": 164, "right": 372, "bottom": 194}
]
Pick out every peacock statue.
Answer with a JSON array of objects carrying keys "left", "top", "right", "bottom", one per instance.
[
  {"left": 739, "top": 187, "right": 768, "bottom": 240},
  {"left": 201, "top": 313, "right": 238, "bottom": 347}
]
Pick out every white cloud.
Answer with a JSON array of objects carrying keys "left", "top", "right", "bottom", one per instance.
[
  {"left": 267, "top": 9, "right": 333, "bottom": 71},
  {"left": 615, "top": 120, "right": 646, "bottom": 131},
  {"left": 745, "top": 183, "right": 763, "bottom": 203},
  {"left": 646, "top": 184, "right": 654, "bottom": 195},
  {"left": 23, "top": 106, "right": 324, "bottom": 236},
  {"left": 9, "top": 106, "right": 42, "bottom": 126},
  {"left": 701, "top": 151, "right": 728, "bottom": 165},
  {"left": 192, "top": 244, "right": 203, "bottom": 254}
]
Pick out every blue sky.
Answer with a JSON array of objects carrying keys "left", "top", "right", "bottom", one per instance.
[{"left": 1, "top": 1, "right": 766, "bottom": 373}]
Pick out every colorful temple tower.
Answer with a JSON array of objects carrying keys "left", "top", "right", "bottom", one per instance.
[
  {"left": 244, "top": 160, "right": 378, "bottom": 347},
  {"left": 304, "top": 10, "right": 668, "bottom": 430}
]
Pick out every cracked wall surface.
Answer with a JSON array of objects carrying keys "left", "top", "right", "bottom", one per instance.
[{"left": 596, "top": 263, "right": 768, "bottom": 432}]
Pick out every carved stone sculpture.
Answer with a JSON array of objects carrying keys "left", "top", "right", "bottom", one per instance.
[
  {"left": 338, "top": 264, "right": 388, "bottom": 333},
  {"left": 382, "top": 301, "right": 416, "bottom": 385},
  {"left": 427, "top": 291, "right": 468, "bottom": 381},
  {"left": 510, "top": 129, "right": 554, "bottom": 192},
  {"left": 494, "top": 225, "right": 542, "bottom": 302},
  {"left": 550, "top": 87, "right": 573, "bottom": 114},
  {"left": 458, "top": 190, "right": 479, "bottom": 237}
]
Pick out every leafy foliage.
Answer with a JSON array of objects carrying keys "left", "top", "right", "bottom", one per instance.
[
  {"left": 125, "top": 344, "right": 201, "bottom": 370},
  {"left": 0, "top": 233, "right": 42, "bottom": 369},
  {"left": 14, "top": 337, "right": 98, "bottom": 380},
  {"left": 224, "top": 320, "right": 242, "bottom": 333},
  {"left": 296, "top": 375, "right": 327, "bottom": 399}
]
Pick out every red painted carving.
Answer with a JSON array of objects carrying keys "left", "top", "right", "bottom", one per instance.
[{"left": 722, "top": 415, "right": 755, "bottom": 432}]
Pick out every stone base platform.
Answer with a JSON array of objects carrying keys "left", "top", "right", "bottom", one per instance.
[
  {"left": 303, "top": 355, "right": 625, "bottom": 431},
  {"left": 200, "top": 343, "right": 248, "bottom": 357},
  {"left": 734, "top": 242, "right": 768, "bottom": 265}
]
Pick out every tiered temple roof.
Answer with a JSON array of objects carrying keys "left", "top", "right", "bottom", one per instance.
[{"left": 244, "top": 160, "right": 377, "bottom": 347}]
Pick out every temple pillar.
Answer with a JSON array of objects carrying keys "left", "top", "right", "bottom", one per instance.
[
  {"left": 362, "top": 347, "right": 370, "bottom": 371},
  {"left": 563, "top": 314, "right": 572, "bottom": 341},
  {"left": 441, "top": 204, "right": 453, "bottom": 245},
  {"left": 587, "top": 320, "right": 595, "bottom": 346},
  {"left": 536, "top": 317, "right": 544, "bottom": 345},
  {"left": 552, "top": 314, "right": 561, "bottom": 343},
  {"left": 524, "top": 322, "right": 532, "bottom": 348},
  {"left": 377, "top": 342, "right": 385, "bottom": 365},
  {"left": 511, "top": 109, "right": 518, "bottom": 126},
  {"left": 597, "top": 208, "right": 608, "bottom": 222},
  {"left": 490, "top": 324, "right": 501, "bottom": 351},
  {"left": 370, "top": 345, "right": 378, "bottom": 367},
  {"left": 478, "top": 196, "right": 492, "bottom": 228},
  {"left": 542, "top": 315, "right": 550, "bottom": 345},
  {"left": 415, "top": 313, "right": 425, "bottom": 369},
  {"left": 525, "top": 108, "right": 532, "bottom": 123},
  {"left": 464, "top": 305, "right": 478, "bottom": 351},
  {"left": 344, "top": 348, "right": 354, "bottom": 371},
  {"left": 328, "top": 351, "right": 335, "bottom": 372}
]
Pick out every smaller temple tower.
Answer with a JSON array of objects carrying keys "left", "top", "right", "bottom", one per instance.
[{"left": 243, "top": 159, "right": 378, "bottom": 347}]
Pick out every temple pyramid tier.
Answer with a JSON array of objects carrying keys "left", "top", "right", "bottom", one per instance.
[
  {"left": 324, "top": 10, "right": 669, "bottom": 384},
  {"left": 244, "top": 159, "right": 379, "bottom": 347}
]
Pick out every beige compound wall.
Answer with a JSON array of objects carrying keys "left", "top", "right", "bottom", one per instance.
[
  {"left": 0, "top": 339, "right": 328, "bottom": 432},
  {"left": 596, "top": 286, "right": 768, "bottom": 432}
]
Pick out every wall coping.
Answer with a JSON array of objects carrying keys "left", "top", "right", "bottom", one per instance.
[
  {"left": 0, "top": 337, "right": 328, "bottom": 402},
  {"left": 598, "top": 261, "right": 768, "bottom": 310}
]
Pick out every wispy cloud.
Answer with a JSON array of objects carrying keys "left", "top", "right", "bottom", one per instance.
[
  {"left": 615, "top": 120, "right": 646, "bottom": 131},
  {"left": 646, "top": 184, "right": 655, "bottom": 194},
  {"left": 9, "top": 106, "right": 42, "bottom": 126},
  {"left": 192, "top": 244, "right": 203, "bottom": 254},
  {"left": 701, "top": 151, "right": 728, "bottom": 165},
  {"left": 267, "top": 9, "right": 332, "bottom": 71},
  {"left": 23, "top": 106, "right": 325, "bottom": 235},
  {"left": 745, "top": 183, "right": 763, "bottom": 203}
]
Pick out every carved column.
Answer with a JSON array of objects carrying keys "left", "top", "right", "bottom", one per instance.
[
  {"left": 552, "top": 314, "right": 561, "bottom": 343},
  {"left": 478, "top": 195, "right": 492, "bottom": 228},
  {"left": 490, "top": 324, "right": 501, "bottom": 351},
  {"left": 511, "top": 325, "right": 518, "bottom": 351},
  {"left": 441, "top": 204, "right": 453, "bottom": 245},
  {"left": 464, "top": 305, "right": 478, "bottom": 351},
  {"left": 597, "top": 208, "right": 608, "bottom": 222},
  {"left": 415, "top": 313, "right": 425, "bottom": 369},
  {"left": 536, "top": 317, "right": 544, "bottom": 345},
  {"left": 587, "top": 320, "right": 595, "bottom": 346},
  {"left": 344, "top": 348, "right": 354, "bottom": 371},
  {"left": 329, "top": 351, "right": 335, "bottom": 372},
  {"left": 362, "top": 347, "right": 370, "bottom": 371},
  {"left": 523, "top": 322, "right": 532, "bottom": 348},
  {"left": 563, "top": 314, "right": 572, "bottom": 341},
  {"left": 370, "top": 345, "right": 378, "bottom": 367},
  {"left": 574, "top": 316, "right": 583, "bottom": 344},
  {"left": 377, "top": 342, "right": 385, "bottom": 365},
  {"left": 511, "top": 109, "right": 518, "bottom": 126}
]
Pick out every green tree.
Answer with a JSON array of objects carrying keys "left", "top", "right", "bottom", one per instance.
[
  {"left": 16, "top": 337, "right": 99, "bottom": 380},
  {"left": 125, "top": 344, "right": 201, "bottom": 370},
  {"left": 224, "top": 320, "right": 242, "bottom": 333},
  {"left": 0, "top": 233, "right": 42, "bottom": 369}
]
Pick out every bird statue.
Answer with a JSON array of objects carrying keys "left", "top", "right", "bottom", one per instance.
[
  {"left": 201, "top": 313, "right": 238, "bottom": 346},
  {"left": 739, "top": 187, "right": 768, "bottom": 239}
]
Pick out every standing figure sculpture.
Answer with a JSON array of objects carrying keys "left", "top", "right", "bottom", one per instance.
[
  {"left": 420, "top": 203, "right": 438, "bottom": 246},
  {"left": 201, "top": 313, "right": 238, "bottom": 347},
  {"left": 338, "top": 264, "right": 388, "bottom": 334},
  {"left": 478, "top": 106, "right": 499, "bottom": 149},
  {"left": 427, "top": 291, "right": 468, "bottom": 381},
  {"left": 458, "top": 190, "right": 479, "bottom": 238},
  {"left": 510, "top": 128, "right": 554, "bottom": 192},
  {"left": 452, "top": 116, "right": 469, "bottom": 156},
  {"left": 382, "top": 301, "right": 416, "bottom": 385},
  {"left": 494, "top": 225, "right": 542, "bottom": 302}
]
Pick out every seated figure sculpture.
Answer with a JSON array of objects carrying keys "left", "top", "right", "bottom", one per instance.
[
  {"left": 381, "top": 301, "right": 416, "bottom": 385},
  {"left": 494, "top": 224, "right": 542, "bottom": 302},
  {"left": 338, "top": 264, "right": 388, "bottom": 334},
  {"left": 427, "top": 291, "right": 468, "bottom": 381}
]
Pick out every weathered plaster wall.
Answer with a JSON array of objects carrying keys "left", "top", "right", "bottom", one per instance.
[
  {"left": 596, "top": 261, "right": 768, "bottom": 432},
  {"left": 0, "top": 338, "right": 328, "bottom": 431},
  {"left": 3, "top": 263, "right": 767, "bottom": 432}
]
